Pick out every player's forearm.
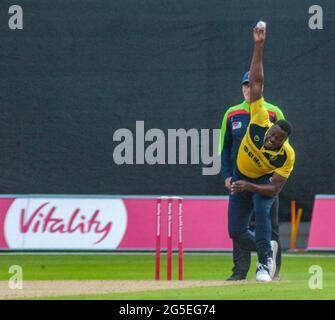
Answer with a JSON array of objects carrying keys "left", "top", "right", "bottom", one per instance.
[
  {"left": 250, "top": 43, "right": 264, "bottom": 102},
  {"left": 245, "top": 182, "right": 279, "bottom": 197},
  {"left": 250, "top": 43, "right": 264, "bottom": 84}
]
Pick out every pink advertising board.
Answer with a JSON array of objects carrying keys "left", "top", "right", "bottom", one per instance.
[
  {"left": 0, "top": 196, "right": 232, "bottom": 250},
  {"left": 307, "top": 195, "right": 335, "bottom": 250}
]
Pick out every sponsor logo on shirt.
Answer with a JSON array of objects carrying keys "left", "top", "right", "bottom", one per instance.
[
  {"left": 269, "top": 155, "right": 278, "bottom": 161},
  {"left": 243, "top": 145, "right": 261, "bottom": 167},
  {"left": 232, "top": 121, "right": 242, "bottom": 130}
]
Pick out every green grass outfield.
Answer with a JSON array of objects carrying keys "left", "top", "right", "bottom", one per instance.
[{"left": 0, "top": 252, "right": 334, "bottom": 300}]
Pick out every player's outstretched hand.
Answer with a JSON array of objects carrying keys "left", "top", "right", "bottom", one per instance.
[{"left": 253, "top": 27, "right": 266, "bottom": 45}]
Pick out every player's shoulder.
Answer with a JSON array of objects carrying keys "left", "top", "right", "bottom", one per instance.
[
  {"left": 284, "top": 141, "right": 296, "bottom": 159},
  {"left": 224, "top": 102, "right": 249, "bottom": 116}
]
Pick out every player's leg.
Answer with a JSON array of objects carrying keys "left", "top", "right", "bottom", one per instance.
[
  {"left": 270, "top": 195, "right": 282, "bottom": 279},
  {"left": 252, "top": 193, "right": 275, "bottom": 280},
  {"left": 227, "top": 240, "right": 251, "bottom": 281},
  {"left": 228, "top": 207, "right": 254, "bottom": 280},
  {"left": 228, "top": 190, "right": 256, "bottom": 252}
]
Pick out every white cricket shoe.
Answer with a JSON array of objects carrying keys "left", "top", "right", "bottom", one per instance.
[
  {"left": 269, "top": 240, "right": 278, "bottom": 279},
  {"left": 256, "top": 263, "right": 272, "bottom": 282}
]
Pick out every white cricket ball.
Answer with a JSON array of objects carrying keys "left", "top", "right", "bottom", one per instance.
[{"left": 256, "top": 20, "right": 266, "bottom": 30}]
